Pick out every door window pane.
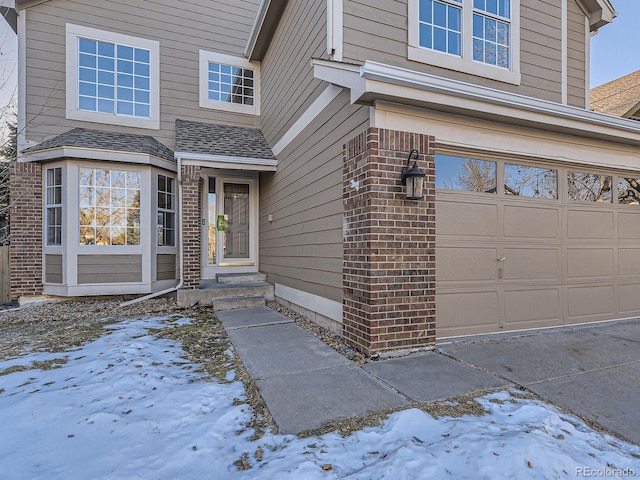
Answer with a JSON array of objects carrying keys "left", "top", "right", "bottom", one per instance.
[
  {"left": 223, "top": 183, "right": 250, "bottom": 259},
  {"left": 208, "top": 178, "right": 216, "bottom": 264}
]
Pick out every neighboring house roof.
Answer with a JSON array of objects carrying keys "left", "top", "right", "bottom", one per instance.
[
  {"left": 22, "top": 127, "right": 175, "bottom": 162},
  {"left": 175, "top": 119, "right": 275, "bottom": 160},
  {"left": 590, "top": 70, "right": 640, "bottom": 118}
]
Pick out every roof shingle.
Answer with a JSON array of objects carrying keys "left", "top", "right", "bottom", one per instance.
[
  {"left": 175, "top": 119, "right": 275, "bottom": 159},
  {"left": 23, "top": 128, "right": 175, "bottom": 161},
  {"left": 590, "top": 70, "right": 640, "bottom": 118}
]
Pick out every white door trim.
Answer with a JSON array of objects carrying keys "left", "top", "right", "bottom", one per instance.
[{"left": 201, "top": 171, "right": 259, "bottom": 279}]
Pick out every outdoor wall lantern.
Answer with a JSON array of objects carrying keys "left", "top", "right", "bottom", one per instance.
[{"left": 401, "top": 149, "right": 426, "bottom": 200}]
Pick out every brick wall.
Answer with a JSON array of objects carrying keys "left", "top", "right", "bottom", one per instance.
[
  {"left": 181, "top": 165, "right": 201, "bottom": 289},
  {"left": 10, "top": 161, "right": 43, "bottom": 299},
  {"left": 343, "top": 128, "right": 436, "bottom": 356}
]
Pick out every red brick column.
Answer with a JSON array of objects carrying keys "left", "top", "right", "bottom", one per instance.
[
  {"left": 343, "top": 128, "right": 436, "bottom": 356},
  {"left": 10, "top": 161, "right": 43, "bottom": 299},
  {"left": 181, "top": 165, "right": 201, "bottom": 289}
]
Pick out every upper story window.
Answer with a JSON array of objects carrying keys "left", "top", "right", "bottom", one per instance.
[
  {"left": 66, "top": 24, "right": 160, "bottom": 129},
  {"left": 199, "top": 51, "right": 260, "bottom": 115},
  {"left": 409, "top": 0, "right": 520, "bottom": 85},
  {"left": 418, "top": 0, "right": 462, "bottom": 56}
]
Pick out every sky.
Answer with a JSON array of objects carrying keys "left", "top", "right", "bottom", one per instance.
[
  {"left": 1, "top": 313, "right": 639, "bottom": 479},
  {"left": 590, "top": 0, "right": 640, "bottom": 87}
]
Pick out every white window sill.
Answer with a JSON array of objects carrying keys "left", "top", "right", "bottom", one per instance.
[
  {"left": 67, "top": 109, "right": 160, "bottom": 130},
  {"left": 408, "top": 46, "right": 521, "bottom": 85}
]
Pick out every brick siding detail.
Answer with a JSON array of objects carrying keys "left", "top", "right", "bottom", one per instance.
[
  {"left": 343, "top": 128, "right": 436, "bottom": 356},
  {"left": 181, "top": 165, "right": 201, "bottom": 289},
  {"left": 10, "top": 161, "right": 44, "bottom": 299}
]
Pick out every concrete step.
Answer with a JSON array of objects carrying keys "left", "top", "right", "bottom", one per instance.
[
  {"left": 177, "top": 282, "right": 274, "bottom": 307},
  {"left": 217, "top": 272, "right": 267, "bottom": 284},
  {"left": 213, "top": 296, "right": 265, "bottom": 311}
]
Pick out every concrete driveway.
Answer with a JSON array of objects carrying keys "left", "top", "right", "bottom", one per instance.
[{"left": 438, "top": 318, "right": 640, "bottom": 445}]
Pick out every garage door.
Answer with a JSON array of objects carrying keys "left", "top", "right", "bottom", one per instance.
[{"left": 435, "top": 154, "right": 640, "bottom": 338}]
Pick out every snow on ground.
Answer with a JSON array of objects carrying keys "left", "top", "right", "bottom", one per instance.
[{"left": 1, "top": 314, "right": 638, "bottom": 480}]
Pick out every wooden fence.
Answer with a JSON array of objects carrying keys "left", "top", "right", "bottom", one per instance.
[{"left": 0, "top": 246, "right": 9, "bottom": 304}]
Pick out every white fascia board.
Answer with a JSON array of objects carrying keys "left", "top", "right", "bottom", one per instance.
[
  {"left": 20, "top": 147, "right": 177, "bottom": 172},
  {"left": 176, "top": 152, "right": 277, "bottom": 171},
  {"left": 245, "top": 0, "right": 269, "bottom": 59},
  {"left": 580, "top": 0, "right": 616, "bottom": 31},
  {"left": 312, "top": 59, "right": 640, "bottom": 147}
]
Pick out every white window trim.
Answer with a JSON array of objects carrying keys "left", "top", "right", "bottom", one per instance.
[
  {"left": 43, "top": 163, "right": 65, "bottom": 254},
  {"left": 45, "top": 166, "right": 64, "bottom": 247},
  {"left": 65, "top": 23, "right": 160, "bottom": 130},
  {"left": 198, "top": 50, "right": 261, "bottom": 115},
  {"left": 156, "top": 174, "right": 176, "bottom": 248},
  {"left": 407, "top": 0, "right": 521, "bottom": 85}
]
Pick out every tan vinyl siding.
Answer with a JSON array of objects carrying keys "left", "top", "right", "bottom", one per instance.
[
  {"left": 567, "top": 0, "right": 587, "bottom": 108},
  {"left": 45, "top": 254, "right": 62, "bottom": 283},
  {"left": 259, "top": 91, "right": 369, "bottom": 302},
  {"left": 342, "top": 0, "right": 578, "bottom": 103},
  {"left": 260, "top": 0, "right": 329, "bottom": 144},
  {"left": 156, "top": 254, "right": 176, "bottom": 281},
  {"left": 77, "top": 254, "right": 142, "bottom": 283},
  {"left": 24, "top": 0, "right": 261, "bottom": 149}
]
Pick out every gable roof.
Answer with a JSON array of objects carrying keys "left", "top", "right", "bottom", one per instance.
[
  {"left": 22, "top": 127, "right": 175, "bottom": 161},
  {"left": 175, "top": 119, "right": 275, "bottom": 159},
  {"left": 590, "top": 70, "right": 640, "bottom": 118}
]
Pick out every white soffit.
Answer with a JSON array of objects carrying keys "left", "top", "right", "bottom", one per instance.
[
  {"left": 312, "top": 59, "right": 640, "bottom": 147},
  {"left": 176, "top": 152, "right": 277, "bottom": 171}
]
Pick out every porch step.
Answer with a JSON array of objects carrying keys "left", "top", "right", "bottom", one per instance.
[
  {"left": 177, "top": 279, "right": 274, "bottom": 308},
  {"left": 216, "top": 272, "right": 267, "bottom": 284},
  {"left": 213, "top": 295, "right": 265, "bottom": 311}
]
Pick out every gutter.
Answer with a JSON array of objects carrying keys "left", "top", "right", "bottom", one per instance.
[
  {"left": 120, "top": 156, "right": 185, "bottom": 307},
  {"left": 312, "top": 59, "right": 640, "bottom": 147}
]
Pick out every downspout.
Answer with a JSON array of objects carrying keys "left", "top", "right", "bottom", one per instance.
[{"left": 120, "top": 155, "right": 184, "bottom": 307}]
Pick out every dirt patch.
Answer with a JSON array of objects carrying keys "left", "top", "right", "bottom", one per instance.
[{"left": 0, "top": 296, "right": 179, "bottom": 360}]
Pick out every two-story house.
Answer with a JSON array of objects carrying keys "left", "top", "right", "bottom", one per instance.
[{"left": 12, "top": 0, "right": 640, "bottom": 357}]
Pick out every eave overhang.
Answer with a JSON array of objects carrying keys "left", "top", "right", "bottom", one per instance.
[
  {"left": 19, "top": 146, "right": 177, "bottom": 172},
  {"left": 580, "top": 0, "right": 616, "bottom": 31},
  {"left": 313, "top": 59, "right": 640, "bottom": 149},
  {"left": 245, "top": 0, "right": 289, "bottom": 61},
  {"left": 175, "top": 152, "right": 278, "bottom": 172},
  {"left": 1, "top": 6, "right": 17, "bottom": 34}
]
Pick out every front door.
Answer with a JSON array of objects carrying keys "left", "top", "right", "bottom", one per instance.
[{"left": 202, "top": 174, "right": 258, "bottom": 278}]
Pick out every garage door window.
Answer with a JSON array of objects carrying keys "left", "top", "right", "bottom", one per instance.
[
  {"left": 618, "top": 178, "right": 640, "bottom": 204},
  {"left": 567, "top": 171, "right": 612, "bottom": 203},
  {"left": 436, "top": 154, "right": 496, "bottom": 192},
  {"left": 504, "top": 164, "right": 557, "bottom": 199}
]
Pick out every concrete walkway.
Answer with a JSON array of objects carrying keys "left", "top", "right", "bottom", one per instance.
[
  {"left": 218, "top": 307, "right": 640, "bottom": 444},
  {"left": 217, "top": 306, "right": 509, "bottom": 434}
]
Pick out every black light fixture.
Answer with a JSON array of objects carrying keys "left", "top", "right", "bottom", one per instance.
[{"left": 401, "top": 149, "right": 426, "bottom": 200}]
